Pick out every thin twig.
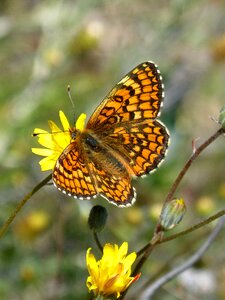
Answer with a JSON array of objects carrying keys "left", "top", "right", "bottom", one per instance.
[
  {"left": 0, "top": 174, "right": 52, "bottom": 238},
  {"left": 138, "top": 216, "right": 225, "bottom": 300}
]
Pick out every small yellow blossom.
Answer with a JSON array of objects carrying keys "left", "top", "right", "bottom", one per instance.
[
  {"left": 86, "top": 242, "right": 140, "bottom": 299},
  {"left": 14, "top": 210, "right": 50, "bottom": 241},
  {"left": 32, "top": 111, "right": 86, "bottom": 171}
]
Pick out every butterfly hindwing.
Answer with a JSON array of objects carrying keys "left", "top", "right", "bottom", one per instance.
[
  {"left": 53, "top": 141, "right": 97, "bottom": 199},
  {"left": 98, "top": 120, "right": 170, "bottom": 177},
  {"left": 88, "top": 159, "right": 135, "bottom": 206}
]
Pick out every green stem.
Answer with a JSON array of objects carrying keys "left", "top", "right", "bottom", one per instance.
[
  {"left": 0, "top": 174, "right": 52, "bottom": 238},
  {"left": 93, "top": 231, "right": 103, "bottom": 253}
]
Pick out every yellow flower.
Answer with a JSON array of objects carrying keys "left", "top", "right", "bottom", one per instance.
[
  {"left": 13, "top": 210, "right": 50, "bottom": 241},
  {"left": 86, "top": 242, "right": 140, "bottom": 299},
  {"left": 32, "top": 111, "right": 86, "bottom": 171}
]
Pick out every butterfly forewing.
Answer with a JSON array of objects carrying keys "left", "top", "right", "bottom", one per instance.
[{"left": 86, "top": 61, "right": 163, "bottom": 129}]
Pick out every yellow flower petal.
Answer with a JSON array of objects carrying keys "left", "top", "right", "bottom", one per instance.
[
  {"left": 48, "top": 120, "right": 61, "bottom": 133},
  {"left": 75, "top": 113, "right": 86, "bottom": 131},
  {"left": 59, "top": 110, "right": 70, "bottom": 131},
  {"left": 52, "top": 131, "right": 70, "bottom": 150},
  {"left": 39, "top": 155, "right": 58, "bottom": 171},
  {"left": 86, "top": 248, "right": 99, "bottom": 281},
  {"left": 33, "top": 128, "right": 48, "bottom": 135},
  {"left": 31, "top": 148, "right": 54, "bottom": 157},
  {"left": 35, "top": 132, "right": 56, "bottom": 149},
  {"left": 118, "top": 242, "right": 128, "bottom": 258},
  {"left": 124, "top": 252, "right": 137, "bottom": 269}
]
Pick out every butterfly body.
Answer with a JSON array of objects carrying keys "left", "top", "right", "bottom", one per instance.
[{"left": 53, "top": 62, "right": 169, "bottom": 206}]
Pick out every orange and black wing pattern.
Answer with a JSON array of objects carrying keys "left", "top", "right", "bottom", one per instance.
[
  {"left": 86, "top": 61, "right": 163, "bottom": 129},
  {"left": 104, "top": 120, "right": 169, "bottom": 177},
  {"left": 53, "top": 133, "right": 135, "bottom": 206},
  {"left": 88, "top": 158, "right": 135, "bottom": 206},
  {"left": 53, "top": 141, "right": 97, "bottom": 199}
]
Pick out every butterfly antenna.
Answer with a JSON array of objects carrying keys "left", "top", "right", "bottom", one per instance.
[{"left": 67, "top": 84, "right": 76, "bottom": 121}]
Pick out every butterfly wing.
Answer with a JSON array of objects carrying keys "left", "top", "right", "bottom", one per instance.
[
  {"left": 53, "top": 141, "right": 97, "bottom": 199},
  {"left": 98, "top": 120, "right": 169, "bottom": 177},
  {"left": 53, "top": 61, "right": 168, "bottom": 205},
  {"left": 86, "top": 61, "right": 163, "bottom": 129},
  {"left": 88, "top": 159, "right": 135, "bottom": 206}
]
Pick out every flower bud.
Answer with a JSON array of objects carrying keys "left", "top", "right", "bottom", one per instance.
[
  {"left": 219, "top": 106, "right": 225, "bottom": 129},
  {"left": 88, "top": 205, "right": 108, "bottom": 232},
  {"left": 159, "top": 198, "right": 186, "bottom": 230}
]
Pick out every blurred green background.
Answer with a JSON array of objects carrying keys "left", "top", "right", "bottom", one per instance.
[{"left": 0, "top": 0, "right": 225, "bottom": 299}]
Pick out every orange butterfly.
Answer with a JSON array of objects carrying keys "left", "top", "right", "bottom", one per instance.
[{"left": 51, "top": 62, "right": 169, "bottom": 206}]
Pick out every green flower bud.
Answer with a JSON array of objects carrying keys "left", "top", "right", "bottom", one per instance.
[
  {"left": 160, "top": 198, "right": 186, "bottom": 230},
  {"left": 219, "top": 106, "right": 225, "bottom": 129},
  {"left": 88, "top": 205, "right": 108, "bottom": 232}
]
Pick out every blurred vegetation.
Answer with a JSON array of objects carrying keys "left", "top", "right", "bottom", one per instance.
[{"left": 0, "top": 0, "right": 224, "bottom": 299}]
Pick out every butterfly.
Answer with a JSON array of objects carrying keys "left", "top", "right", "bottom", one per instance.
[{"left": 53, "top": 62, "right": 169, "bottom": 206}]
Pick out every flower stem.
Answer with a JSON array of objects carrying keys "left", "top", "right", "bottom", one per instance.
[
  {"left": 0, "top": 174, "right": 52, "bottom": 239},
  {"left": 93, "top": 231, "right": 103, "bottom": 253}
]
